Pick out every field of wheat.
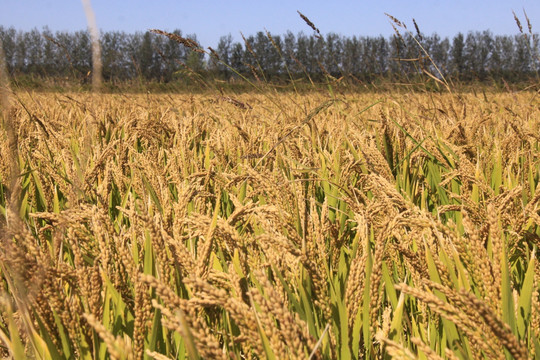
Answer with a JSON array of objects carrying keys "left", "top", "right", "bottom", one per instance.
[{"left": 0, "top": 88, "right": 539, "bottom": 359}]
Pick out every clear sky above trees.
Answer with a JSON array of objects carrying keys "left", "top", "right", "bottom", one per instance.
[{"left": 0, "top": 0, "right": 538, "bottom": 49}]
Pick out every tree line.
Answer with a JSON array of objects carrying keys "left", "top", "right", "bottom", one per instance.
[{"left": 0, "top": 26, "right": 539, "bottom": 85}]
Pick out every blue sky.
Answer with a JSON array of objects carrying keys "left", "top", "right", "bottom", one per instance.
[{"left": 0, "top": 0, "right": 538, "bottom": 47}]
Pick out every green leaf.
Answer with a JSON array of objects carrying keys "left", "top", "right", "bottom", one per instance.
[
  {"left": 382, "top": 261, "right": 397, "bottom": 309},
  {"left": 361, "top": 234, "right": 373, "bottom": 358},
  {"left": 516, "top": 248, "right": 535, "bottom": 339},
  {"left": 141, "top": 172, "right": 163, "bottom": 214},
  {"left": 144, "top": 231, "right": 155, "bottom": 276},
  {"left": 328, "top": 275, "right": 350, "bottom": 360},
  {"left": 176, "top": 309, "right": 201, "bottom": 360},
  {"left": 52, "top": 310, "right": 73, "bottom": 359},
  {"left": 53, "top": 185, "right": 61, "bottom": 213},
  {"left": 389, "top": 291, "right": 405, "bottom": 341},
  {"left": 145, "top": 308, "right": 162, "bottom": 360},
  {"left": 6, "top": 308, "right": 27, "bottom": 360},
  {"left": 31, "top": 165, "right": 47, "bottom": 212},
  {"left": 502, "top": 244, "right": 517, "bottom": 335},
  {"left": 204, "top": 142, "right": 211, "bottom": 170},
  {"left": 35, "top": 316, "right": 61, "bottom": 359}
]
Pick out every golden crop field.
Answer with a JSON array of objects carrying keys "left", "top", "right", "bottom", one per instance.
[{"left": 0, "top": 89, "right": 539, "bottom": 359}]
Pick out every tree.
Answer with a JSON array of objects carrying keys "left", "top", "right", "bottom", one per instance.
[
  {"left": 102, "top": 31, "right": 129, "bottom": 82},
  {"left": 425, "top": 33, "right": 450, "bottom": 76},
  {"left": 0, "top": 26, "right": 17, "bottom": 74},
  {"left": 342, "top": 36, "right": 361, "bottom": 78},
  {"left": 0, "top": 26, "right": 537, "bottom": 85},
  {"left": 229, "top": 42, "right": 245, "bottom": 78},
  {"left": 209, "top": 34, "right": 232, "bottom": 78},
  {"left": 305, "top": 34, "right": 325, "bottom": 79},
  {"left": 361, "top": 36, "right": 388, "bottom": 78},
  {"left": 514, "top": 34, "right": 531, "bottom": 75},
  {"left": 450, "top": 33, "right": 465, "bottom": 77},
  {"left": 295, "top": 32, "right": 310, "bottom": 74},
  {"left": 159, "top": 30, "right": 185, "bottom": 82},
  {"left": 282, "top": 31, "right": 297, "bottom": 75},
  {"left": 138, "top": 31, "right": 159, "bottom": 80},
  {"left": 71, "top": 30, "right": 92, "bottom": 77},
  {"left": 463, "top": 31, "right": 492, "bottom": 79},
  {"left": 252, "top": 31, "right": 281, "bottom": 79},
  {"left": 324, "top": 33, "right": 342, "bottom": 77},
  {"left": 375, "top": 36, "right": 389, "bottom": 75},
  {"left": 41, "top": 27, "right": 57, "bottom": 76},
  {"left": 184, "top": 34, "right": 204, "bottom": 74}
]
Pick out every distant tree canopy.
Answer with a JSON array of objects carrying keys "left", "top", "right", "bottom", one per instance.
[{"left": 0, "top": 26, "right": 539, "bottom": 85}]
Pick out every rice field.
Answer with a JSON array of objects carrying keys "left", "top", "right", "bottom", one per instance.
[{"left": 0, "top": 88, "right": 539, "bottom": 359}]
